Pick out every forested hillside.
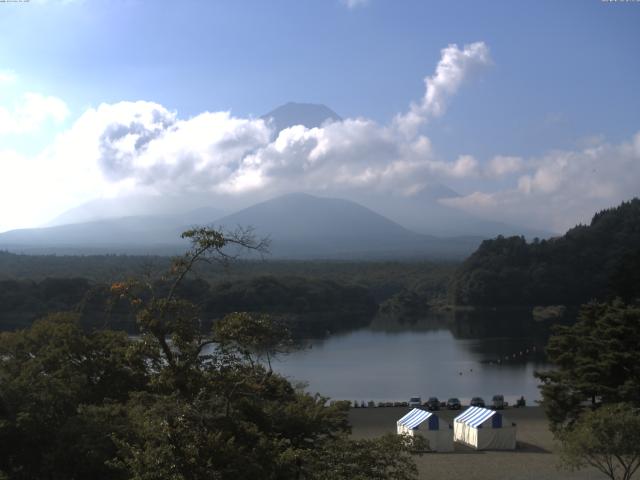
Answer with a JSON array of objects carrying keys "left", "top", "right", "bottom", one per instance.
[
  {"left": 449, "top": 199, "right": 640, "bottom": 306},
  {"left": 0, "top": 276, "right": 377, "bottom": 337}
]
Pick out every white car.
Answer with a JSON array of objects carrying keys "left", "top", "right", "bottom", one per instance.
[{"left": 408, "top": 396, "right": 422, "bottom": 408}]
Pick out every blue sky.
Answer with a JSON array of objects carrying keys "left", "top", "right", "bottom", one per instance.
[{"left": 1, "top": 0, "right": 639, "bottom": 232}]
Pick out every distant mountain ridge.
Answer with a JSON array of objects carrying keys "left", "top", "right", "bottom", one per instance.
[
  {"left": 46, "top": 196, "right": 225, "bottom": 227},
  {"left": 4, "top": 101, "right": 555, "bottom": 253},
  {"left": 0, "top": 193, "right": 482, "bottom": 259},
  {"left": 214, "top": 193, "right": 481, "bottom": 259},
  {"left": 35, "top": 101, "right": 553, "bottom": 241},
  {"left": 0, "top": 209, "right": 223, "bottom": 255},
  {"left": 261, "top": 102, "right": 342, "bottom": 135}
]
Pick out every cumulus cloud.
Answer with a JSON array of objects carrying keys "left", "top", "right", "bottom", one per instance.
[
  {"left": 440, "top": 133, "right": 640, "bottom": 232},
  {"left": 9, "top": 40, "right": 639, "bottom": 235},
  {"left": 0, "top": 92, "right": 69, "bottom": 134},
  {"left": 12, "top": 41, "right": 489, "bottom": 219},
  {"left": 394, "top": 42, "right": 491, "bottom": 136},
  {"left": 0, "top": 70, "right": 17, "bottom": 85},
  {"left": 79, "top": 44, "right": 490, "bottom": 197},
  {"left": 485, "top": 155, "right": 525, "bottom": 177}
]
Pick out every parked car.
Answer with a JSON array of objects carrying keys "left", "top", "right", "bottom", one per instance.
[
  {"left": 446, "top": 397, "right": 462, "bottom": 410},
  {"left": 492, "top": 394, "right": 505, "bottom": 410},
  {"left": 425, "top": 397, "right": 440, "bottom": 410},
  {"left": 470, "top": 397, "right": 486, "bottom": 408},
  {"left": 408, "top": 396, "right": 422, "bottom": 408}
]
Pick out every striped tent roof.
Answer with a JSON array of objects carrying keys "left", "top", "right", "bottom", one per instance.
[
  {"left": 454, "top": 406, "right": 497, "bottom": 428},
  {"left": 397, "top": 408, "right": 433, "bottom": 429}
]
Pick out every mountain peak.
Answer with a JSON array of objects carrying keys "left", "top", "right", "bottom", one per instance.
[{"left": 262, "top": 102, "right": 341, "bottom": 135}]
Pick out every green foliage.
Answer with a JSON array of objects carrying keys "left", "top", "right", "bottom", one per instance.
[
  {"left": 303, "top": 434, "right": 426, "bottom": 480},
  {"left": 0, "top": 313, "right": 148, "bottom": 479},
  {"left": 0, "top": 227, "right": 425, "bottom": 479},
  {"left": 559, "top": 403, "right": 640, "bottom": 480},
  {"left": 0, "top": 275, "right": 379, "bottom": 338},
  {"left": 213, "top": 312, "right": 292, "bottom": 370},
  {"left": 536, "top": 301, "right": 640, "bottom": 432},
  {"left": 206, "top": 275, "right": 378, "bottom": 336},
  {"left": 0, "top": 251, "right": 454, "bottom": 303},
  {"left": 450, "top": 198, "right": 640, "bottom": 306}
]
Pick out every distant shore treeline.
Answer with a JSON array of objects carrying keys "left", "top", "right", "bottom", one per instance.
[
  {"left": 0, "top": 255, "right": 456, "bottom": 334},
  {"left": 449, "top": 198, "right": 640, "bottom": 307},
  {"left": 0, "top": 275, "right": 382, "bottom": 337}
]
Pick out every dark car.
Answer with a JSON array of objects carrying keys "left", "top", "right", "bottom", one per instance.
[
  {"left": 470, "top": 396, "right": 486, "bottom": 408},
  {"left": 446, "top": 397, "right": 462, "bottom": 410},
  {"left": 425, "top": 397, "right": 440, "bottom": 410}
]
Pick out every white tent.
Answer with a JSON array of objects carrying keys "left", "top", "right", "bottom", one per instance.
[
  {"left": 453, "top": 406, "right": 516, "bottom": 450},
  {"left": 396, "top": 408, "right": 454, "bottom": 452}
]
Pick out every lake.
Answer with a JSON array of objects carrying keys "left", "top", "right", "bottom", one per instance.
[{"left": 273, "top": 310, "right": 553, "bottom": 405}]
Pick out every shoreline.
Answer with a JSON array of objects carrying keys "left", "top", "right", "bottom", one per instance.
[{"left": 349, "top": 406, "right": 607, "bottom": 480}]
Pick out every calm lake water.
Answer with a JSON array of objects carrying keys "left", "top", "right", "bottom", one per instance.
[{"left": 273, "top": 311, "right": 553, "bottom": 404}]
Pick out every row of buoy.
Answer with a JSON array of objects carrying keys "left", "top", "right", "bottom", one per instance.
[
  {"left": 344, "top": 398, "right": 528, "bottom": 408},
  {"left": 485, "top": 346, "right": 538, "bottom": 366}
]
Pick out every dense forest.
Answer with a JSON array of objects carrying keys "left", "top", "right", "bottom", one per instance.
[
  {"left": 0, "top": 276, "right": 380, "bottom": 338},
  {"left": 449, "top": 199, "right": 640, "bottom": 307},
  {"left": 0, "top": 252, "right": 455, "bottom": 335},
  {"left": 0, "top": 252, "right": 454, "bottom": 301}
]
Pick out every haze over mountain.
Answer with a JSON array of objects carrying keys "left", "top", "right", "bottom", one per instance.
[
  {"left": 30, "top": 101, "right": 553, "bottom": 242},
  {"left": 2, "top": 98, "right": 554, "bottom": 252},
  {"left": 0, "top": 193, "right": 482, "bottom": 259},
  {"left": 0, "top": 210, "right": 223, "bottom": 255},
  {"left": 210, "top": 193, "right": 482, "bottom": 259},
  {"left": 47, "top": 196, "right": 225, "bottom": 227}
]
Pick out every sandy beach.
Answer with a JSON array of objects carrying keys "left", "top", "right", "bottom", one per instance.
[{"left": 349, "top": 406, "right": 610, "bottom": 480}]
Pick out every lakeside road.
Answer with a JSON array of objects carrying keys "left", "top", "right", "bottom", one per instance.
[{"left": 349, "top": 406, "right": 610, "bottom": 480}]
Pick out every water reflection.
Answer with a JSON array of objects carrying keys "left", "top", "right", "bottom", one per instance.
[{"left": 274, "top": 310, "right": 556, "bottom": 404}]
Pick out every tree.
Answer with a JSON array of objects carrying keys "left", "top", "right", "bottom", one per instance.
[
  {"left": 213, "top": 311, "right": 292, "bottom": 371},
  {"left": 449, "top": 198, "right": 640, "bottom": 307},
  {"left": 1, "top": 227, "right": 426, "bottom": 479},
  {"left": 536, "top": 301, "right": 640, "bottom": 432},
  {"left": 303, "top": 434, "right": 427, "bottom": 480},
  {"left": 559, "top": 403, "right": 640, "bottom": 480},
  {"left": 0, "top": 312, "right": 148, "bottom": 480},
  {"left": 108, "top": 227, "right": 424, "bottom": 479}
]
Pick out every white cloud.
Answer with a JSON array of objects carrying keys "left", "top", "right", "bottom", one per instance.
[
  {"left": 0, "top": 92, "right": 69, "bottom": 135},
  {"left": 340, "top": 0, "right": 370, "bottom": 9},
  {"left": 394, "top": 42, "right": 491, "bottom": 136},
  {"left": 0, "top": 41, "right": 488, "bottom": 229},
  {"left": 441, "top": 133, "right": 640, "bottom": 232},
  {"left": 1, "top": 39, "right": 638, "bottom": 236},
  {"left": 485, "top": 155, "right": 524, "bottom": 177},
  {"left": 13, "top": 40, "right": 637, "bottom": 235},
  {"left": 0, "top": 70, "right": 17, "bottom": 85}
]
